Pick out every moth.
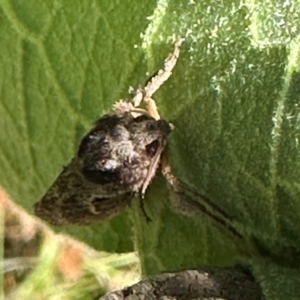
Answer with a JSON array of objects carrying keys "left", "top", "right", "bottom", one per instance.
[{"left": 34, "top": 39, "right": 184, "bottom": 226}]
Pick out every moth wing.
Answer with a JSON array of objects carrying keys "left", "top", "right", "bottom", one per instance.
[{"left": 34, "top": 159, "right": 132, "bottom": 226}]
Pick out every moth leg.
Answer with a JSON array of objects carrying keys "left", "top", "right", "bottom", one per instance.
[
  {"left": 135, "top": 39, "right": 184, "bottom": 193},
  {"left": 161, "top": 158, "right": 243, "bottom": 238},
  {"left": 115, "top": 38, "right": 184, "bottom": 119},
  {"left": 116, "top": 39, "right": 183, "bottom": 201},
  {"left": 113, "top": 100, "right": 150, "bottom": 119},
  {"left": 139, "top": 197, "right": 152, "bottom": 223},
  {"left": 132, "top": 38, "right": 185, "bottom": 119},
  {"left": 161, "top": 157, "right": 216, "bottom": 214},
  {"left": 113, "top": 99, "right": 135, "bottom": 113},
  {"left": 143, "top": 97, "right": 160, "bottom": 120},
  {"left": 141, "top": 143, "right": 166, "bottom": 196}
]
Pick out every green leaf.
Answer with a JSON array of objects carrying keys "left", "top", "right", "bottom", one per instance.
[
  {"left": 133, "top": 0, "right": 300, "bottom": 299},
  {"left": 0, "top": 0, "right": 158, "bottom": 252},
  {"left": 1, "top": 0, "right": 300, "bottom": 298}
]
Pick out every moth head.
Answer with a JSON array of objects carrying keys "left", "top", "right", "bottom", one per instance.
[
  {"left": 128, "top": 114, "right": 173, "bottom": 194},
  {"left": 130, "top": 114, "right": 172, "bottom": 156}
]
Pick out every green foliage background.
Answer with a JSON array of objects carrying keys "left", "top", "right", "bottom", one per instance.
[{"left": 1, "top": 0, "right": 300, "bottom": 298}]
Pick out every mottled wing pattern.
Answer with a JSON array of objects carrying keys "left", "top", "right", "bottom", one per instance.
[
  {"left": 34, "top": 112, "right": 171, "bottom": 225},
  {"left": 34, "top": 159, "right": 132, "bottom": 225}
]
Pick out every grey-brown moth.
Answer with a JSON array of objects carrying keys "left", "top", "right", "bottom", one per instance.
[{"left": 34, "top": 39, "right": 184, "bottom": 226}]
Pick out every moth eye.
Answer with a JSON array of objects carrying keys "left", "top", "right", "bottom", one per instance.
[{"left": 146, "top": 140, "right": 159, "bottom": 157}]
